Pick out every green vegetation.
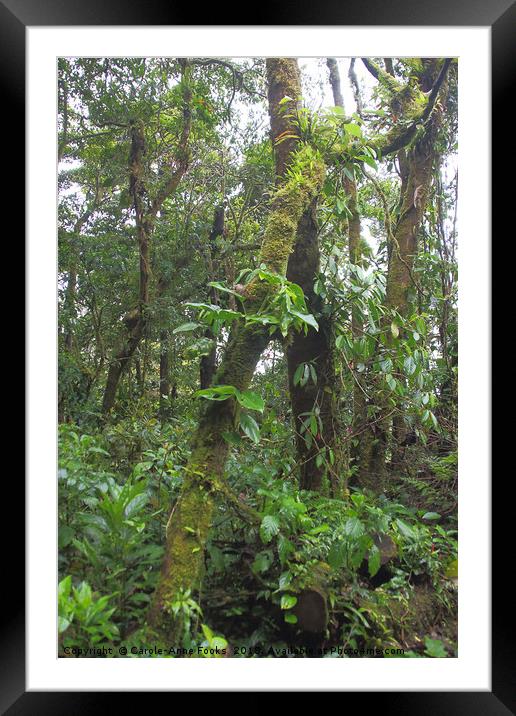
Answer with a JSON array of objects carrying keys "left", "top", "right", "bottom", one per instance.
[{"left": 58, "top": 56, "right": 458, "bottom": 658}]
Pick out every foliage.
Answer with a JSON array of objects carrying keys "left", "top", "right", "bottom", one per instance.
[{"left": 58, "top": 56, "right": 458, "bottom": 658}]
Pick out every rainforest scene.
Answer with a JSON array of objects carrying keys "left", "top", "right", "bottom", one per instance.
[{"left": 58, "top": 56, "right": 458, "bottom": 658}]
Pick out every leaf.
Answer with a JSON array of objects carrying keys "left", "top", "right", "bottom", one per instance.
[
  {"left": 58, "top": 616, "right": 71, "bottom": 633},
  {"left": 260, "top": 514, "right": 280, "bottom": 543},
  {"left": 422, "top": 512, "right": 441, "bottom": 521},
  {"left": 290, "top": 309, "right": 319, "bottom": 331},
  {"left": 344, "top": 122, "right": 363, "bottom": 137},
  {"left": 368, "top": 544, "right": 381, "bottom": 577},
  {"left": 206, "top": 281, "right": 242, "bottom": 298},
  {"left": 58, "top": 526, "right": 75, "bottom": 549},
  {"left": 404, "top": 355, "right": 416, "bottom": 376},
  {"left": 391, "top": 322, "right": 400, "bottom": 338},
  {"left": 222, "top": 431, "right": 242, "bottom": 446},
  {"left": 58, "top": 575, "right": 72, "bottom": 600},
  {"left": 293, "top": 363, "right": 305, "bottom": 386},
  {"left": 172, "top": 322, "right": 200, "bottom": 334},
  {"left": 284, "top": 612, "right": 298, "bottom": 624},
  {"left": 386, "top": 374, "right": 397, "bottom": 391},
  {"left": 344, "top": 517, "right": 364, "bottom": 538},
  {"left": 424, "top": 637, "right": 447, "bottom": 658},
  {"left": 328, "top": 541, "right": 347, "bottom": 569},
  {"left": 237, "top": 390, "right": 265, "bottom": 413},
  {"left": 195, "top": 385, "right": 238, "bottom": 401},
  {"left": 201, "top": 623, "right": 214, "bottom": 642},
  {"left": 444, "top": 558, "right": 458, "bottom": 579},
  {"left": 395, "top": 518, "right": 415, "bottom": 540},
  {"left": 280, "top": 594, "right": 298, "bottom": 610},
  {"left": 239, "top": 413, "right": 260, "bottom": 444},
  {"left": 252, "top": 550, "right": 273, "bottom": 573}
]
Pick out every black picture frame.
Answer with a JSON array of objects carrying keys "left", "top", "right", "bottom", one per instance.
[{"left": 7, "top": 0, "right": 508, "bottom": 710}]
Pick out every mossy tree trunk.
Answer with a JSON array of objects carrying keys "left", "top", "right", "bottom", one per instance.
[
  {"left": 148, "top": 58, "right": 326, "bottom": 637},
  {"left": 270, "top": 57, "right": 344, "bottom": 495}
]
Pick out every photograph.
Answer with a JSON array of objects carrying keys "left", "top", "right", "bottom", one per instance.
[{"left": 57, "top": 55, "right": 459, "bottom": 660}]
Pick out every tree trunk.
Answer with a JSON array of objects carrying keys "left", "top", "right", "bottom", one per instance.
[
  {"left": 326, "top": 57, "right": 366, "bottom": 481},
  {"left": 200, "top": 206, "right": 225, "bottom": 389},
  {"left": 148, "top": 58, "right": 325, "bottom": 637},
  {"left": 280, "top": 58, "right": 345, "bottom": 495},
  {"left": 286, "top": 202, "right": 343, "bottom": 494},
  {"left": 159, "top": 330, "right": 171, "bottom": 421}
]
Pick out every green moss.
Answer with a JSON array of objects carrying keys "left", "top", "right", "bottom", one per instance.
[{"left": 254, "top": 145, "right": 325, "bottom": 281}]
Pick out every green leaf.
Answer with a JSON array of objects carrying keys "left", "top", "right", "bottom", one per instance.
[
  {"left": 391, "top": 322, "right": 400, "bottom": 338},
  {"left": 444, "top": 558, "right": 458, "bottom": 579},
  {"left": 284, "top": 612, "right": 298, "bottom": 624},
  {"left": 172, "top": 322, "right": 201, "bottom": 334},
  {"left": 368, "top": 544, "right": 381, "bottom": 577},
  {"left": 201, "top": 623, "right": 214, "bottom": 642},
  {"left": 386, "top": 374, "right": 397, "bottom": 391},
  {"left": 424, "top": 637, "right": 447, "bottom": 658},
  {"left": 344, "top": 517, "right": 365, "bottom": 538},
  {"left": 239, "top": 413, "right": 260, "bottom": 444},
  {"left": 395, "top": 518, "right": 415, "bottom": 540},
  {"left": 328, "top": 541, "right": 347, "bottom": 569},
  {"left": 290, "top": 309, "right": 319, "bottom": 331},
  {"left": 344, "top": 122, "right": 363, "bottom": 137},
  {"left": 58, "top": 616, "right": 71, "bottom": 633},
  {"left": 195, "top": 385, "right": 238, "bottom": 401},
  {"left": 260, "top": 515, "right": 280, "bottom": 543},
  {"left": 237, "top": 390, "right": 265, "bottom": 413},
  {"left": 280, "top": 594, "right": 298, "bottom": 610},
  {"left": 222, "top": 431, "right": 242, "bottom": 446},
  {"left": 404, "top": 355, "right": 416, "bottom": 376},
  {"left": 252, "top": 550, "right": 273, "bottom": 573},
  {"left": 293, "top": 363, "right": 305, "bottom": 386},
  {"left": 58, "top": 526, "right": 75, "bottom": 549},
  {"left": 58, "top": 575, "right": 72, "bottom": 600},
  {"left": 422, "top": 512, "right": 441, "bottom": 521}
]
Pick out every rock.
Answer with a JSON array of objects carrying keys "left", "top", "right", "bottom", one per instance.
[{"left": 293, "top": 587, "right": 328, "bottom": 633}]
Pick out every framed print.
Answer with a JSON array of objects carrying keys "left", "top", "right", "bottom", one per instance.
[{"left": 6, "top": 0, "right": 510, "bottom": 710}]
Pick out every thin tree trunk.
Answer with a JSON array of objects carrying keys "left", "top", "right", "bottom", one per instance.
[
  {"left": 159, "top": 330, "right": 171, "bottom": 421},
  {"left": 326, "top": 57, "right": 366, "bottom": 480},
  {"left": 102, "top": 117, "right": 149, "bottom": 415},
  {"left": 200, "top": 206, "right": 225, "bottom": 389}
]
